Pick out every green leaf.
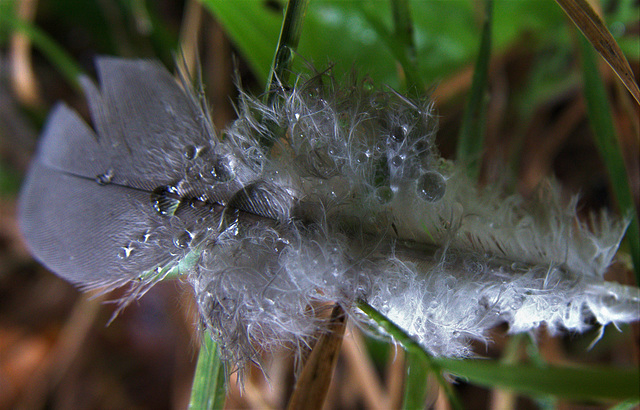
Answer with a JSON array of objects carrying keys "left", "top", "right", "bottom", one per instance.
[
  {"left": 188, "top": 331, "right": 227, "bottom": 410},
  {"left": 199, "top": 0, "right": 282, "bottom": 86},
  {"left": 202, "top": 0, "right": 569, "bottom": 89},
  {"left": 579, "top": 33, "right": 640, "bottom": 282}
]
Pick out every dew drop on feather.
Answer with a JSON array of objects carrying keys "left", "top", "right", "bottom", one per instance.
[
  {"left": 150, "top": 185, "right": 181, "bottom": 216},
  {"left": 417, "top": 171, "right": 446, "bottom": 202},
  {"left": 390, "top": 125, "right": 406, "bottom": 142},
  {"left": 391, "top": 155, "right": 403, "bottom": 167},
  {"left": 210, "top": 158, "right": 234, "bottom": 182},
  {"left": 138, "top": 230, "right": 151, "bottom": 243},
  {"left": 118, "top": 243, "right": 135, "bottom": 259},
  {"left": 94, "top": 169, "right": 114, "bottom": 185},
  {"left": 173, "top": 231, "right": 192, "bottom": 249},
  {"left": 183, "top": 144, "right": 198, "bottom": 160}
]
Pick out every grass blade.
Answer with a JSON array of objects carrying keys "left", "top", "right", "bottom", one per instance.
[
  {"left": 265, "top": 0, "right": 310, "bottom": 97},
  {"left": 579, "top": 33, "right": 640, "bottom": 282},
  {"left": 401, "top": 350, "right": 430, "bottom": 410},
  {"left": 390, "top": 0, "right": 424, "bottom": 93},
  {"left": 357, "top": 300, "right": 463, "bottom": 410},
  {"left": 555, "top": 0, "right": 640, "bottom": 105},
  {"left": 359, "top": 300, "right": 639, "bottom": 403},
  {"left": 455, "top": 0, "right": 492, "bottom": 180},
  {"left": 435, "top": 358, "right": 640, "bottom": 402},
  {"left": 188, "top": 331, "right": 226, "bottom": 410},
  {"left": 1, "top": 13, "right": 84, "bottom": 91}
]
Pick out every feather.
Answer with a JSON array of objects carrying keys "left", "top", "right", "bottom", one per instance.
[{"left": 19, "top": 57, "right": 640, "bottom": 367}]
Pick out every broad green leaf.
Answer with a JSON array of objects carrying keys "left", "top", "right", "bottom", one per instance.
[
  {"left": 202, "top": 0, "right": 572, "bottom": 89},
  {"left": 199, "top": 0, "right": 282, "bottom": 86}
]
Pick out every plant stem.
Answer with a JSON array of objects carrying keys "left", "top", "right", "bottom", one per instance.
[
  {"left": 357, "top": 300, "right": 463, "bottom": 410},
  {"left": 390, "top": 0, "right": 424, "bottom": 94},
  {"left": 264, "top": 0, "right": 309, "bottom": 100},
  {"left": 456, "top": 0, "right": 493, "bottom": 181},
  {"left": 188, "top": 331, "right": 226, "bottom": 410}
]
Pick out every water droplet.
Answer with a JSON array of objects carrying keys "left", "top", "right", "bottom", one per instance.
[
  {"left": 210, "top": 158, "right": 234, "bottom": 182},
  {"left": 390, "top": 125, "right": 406, "bottom": 142},
  {"left": 139, "top": 230, "right": 151, "bottom": 243},
  {"left": 274, "top": 238, "right": 289, "bottom": 253},
  {"left": 189, "top": 197, "right": 209, "bottom": 209},
  {"left": 416, "top": 171, "right": 446, "bottom": 202},
  {"left": 307, "top": 149, "right": 336, "bottom": 178},
  {"left": 183, "top": 144, "right": 198, "bottom": 160},
  {"left": 391, "top": 155, "right": 403, "bottom": 167},
  {"left": 414, "top": 140, "right": 428, "bottom": 153},
  {"left": 173, "top": 231, "right": 192, "bottom": 249},
  {"left": 118, "top": 243, "right": 135, "bottom": 259},
  {"left": 150, "top": 185, "right": 181, "bottom": 216},
  {"left": 217, "top": 207, "right": 240, "bottom": 237},
  {"left": 374, "top": 186, "right": 394, "bottom": 204},
  {"left": 95, "top": 169, "right": 114, "bottom": 185}
]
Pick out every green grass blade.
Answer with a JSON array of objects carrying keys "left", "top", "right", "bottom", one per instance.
[
  {"left": 1, "top": 13, "right": 84, "bottom": 91},
  {"left": 390, "top": 0, "right": 424, "bottom": 94},
  {"left": 188, "top": 331, "right": 226, "bottom": 410},
  {"left": 455, "top": 0, "right": 493, "bottom": 180},
  {"left": 265, "top": 0, "right": 310, "bottom": 97},
  {"left": 402, "top": 350, "right": 430, "bottom": 410},
  {"left": 435, "top": 358, "right": 640, "bottom": 402},
  {"left": 579, "top": 33, "right": 640, "bottom": 282},
  {"left": 359, "top": 300, "right": 639, "bottom": 403},
  {"left": 358, "top": 300, "right": 463, "bottom": 410}
]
